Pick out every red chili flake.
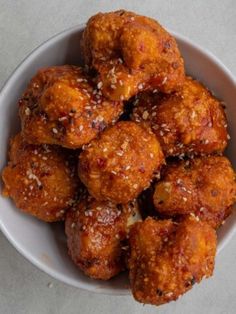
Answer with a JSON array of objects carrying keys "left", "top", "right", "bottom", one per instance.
[
  {"left": 211, "top": 189, "right": 218, "bottom": 197},
  {"left": 172, "top": 62, "right": 179, "bottom": 69},
  {"left": 139, "top": 42, "right": 145, "bottom": 52},
  {"left": 97, "top": 158, "right": 106, "bottom": 168},
  {"left": 164, "top": 41, "right": 171, "bottom": 49},
  {"left": 139, "top": 166, "right": 145, "bottom": 173}
]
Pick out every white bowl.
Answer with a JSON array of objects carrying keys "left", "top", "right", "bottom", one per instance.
[{"left": 0, "top": 25, "right": 236, "bottom": 295}]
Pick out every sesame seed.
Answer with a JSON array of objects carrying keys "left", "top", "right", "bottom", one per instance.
[
  {"left": 59, "top": 116, "right": 67, "bottom": 121},
  {"left": 142, "top": 111, "right": 149, "bottom": 120},
  {"left": 25, "top": 107, "right": 31, "bottom": 116},
  {"left": 162, "top": 77, "right": 167, "bottom": 84},
  {"left": 190, "top": 213, "right": 199, "bottom": 221},
  {"left": 97, "top": 82, "right": 103, "bottom": 89},
  {"left": 191, "top": 111, "right": 196, "bottom": 119},
  {"left": 52, "top": 128, "right": 58, "bottom": 134},
  {"left": 121, "top": 142, "right": 128, "bottom": 150},
  {"left": 183, "top": 197, "right": 187, "bottom": 202},
  {"left": 121, "top": 246, "right": 129, "bottom": 250}
]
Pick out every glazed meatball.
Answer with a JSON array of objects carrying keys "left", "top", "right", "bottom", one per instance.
[
  {"left": 65, "top": 196, "right": 141, "bottom": 280},
  {"left": 81, "top": 10, "right": 184, "bottom": 101},
  {"left": 78, "top": 121, "right": 164, "bottom": 204},
  {"left": 153, "top": 156, "right": 236, "bottom": 228},
  {"left": 2, "top": 133, "right": 79, "bottom": 222},
  {"left": 19, "top": 65, "right": 123, "bottom": 149},
  {"left": 128, "top": 216, "right": 216, "bottom": 305},
  {"left": 132, "top": 76, "right": 228, "bottom": 157}
]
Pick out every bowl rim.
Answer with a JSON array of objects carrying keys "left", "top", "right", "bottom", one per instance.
[{"left": 0, "top": 24, "right": 236, "bottom": 294}]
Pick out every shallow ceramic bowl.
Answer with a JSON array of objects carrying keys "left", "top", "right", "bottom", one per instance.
[{"left": 0, "top": 25, "right": 236, "bottom": 295}]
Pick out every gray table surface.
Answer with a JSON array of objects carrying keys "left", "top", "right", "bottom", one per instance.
[{"left": 0, "top": 1, "right": 236, "bottom": 313}]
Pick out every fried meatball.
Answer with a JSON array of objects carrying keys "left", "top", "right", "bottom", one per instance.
[
  {"left": 65, "top": 196, "right": 141, "bottom": 280},
  {"left": 153, "top": 156, "right": 236, "bottom": 228},
  {"left": 78, "top": 121, "right": 164, "bottom": 204},
  {"left": 132, "top": 76, "right": 228, "bottom": 157},
  {"left": 81, "top": 10, "right": 184, "bottom": 101},
  {"left": 1, "top": 133, "right": 79, "bottom": 222},
  {"left": 128, "top": 216, "right": 216, "bottom": 305},
  {"left": 19, "top": 65, "right": 123, "bottom": 149}
]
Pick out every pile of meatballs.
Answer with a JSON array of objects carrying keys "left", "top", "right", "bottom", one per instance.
[{"left": 2, "top": 11, "right": 236, "bottom": 306}]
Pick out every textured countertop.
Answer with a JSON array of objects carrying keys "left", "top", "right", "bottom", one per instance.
[{"left": 0, "top": 1, "right": 236, "bottom": 313}]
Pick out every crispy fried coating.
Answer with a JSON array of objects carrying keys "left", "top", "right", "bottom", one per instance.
[
  {"left": 19, "top": 65, "right": 123, "bottom": 149},
  {"left": 81, "top": 10, "right": 185, "bottom": 101},
  {"left": 65, "top": 196, "right": 141, "bottom": 280},
  {"left": 128, "top": 216, "right": 216, "bottom": 305},
  {"left": 132, "top": 77, "right": 228, "bottom": 157},
  {"left": 1, "top": 133, "right": 79, "bottom": 222},
  {"left": 153, "top": 156, "right": 236, "bottom": 228},
  {"left": 78, "top": 121, "right": 164, "bottom": 204}
]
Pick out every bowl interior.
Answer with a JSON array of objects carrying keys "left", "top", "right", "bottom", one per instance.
[{"left": 0, "top": 25, "right": 236, "bottom": 295}]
